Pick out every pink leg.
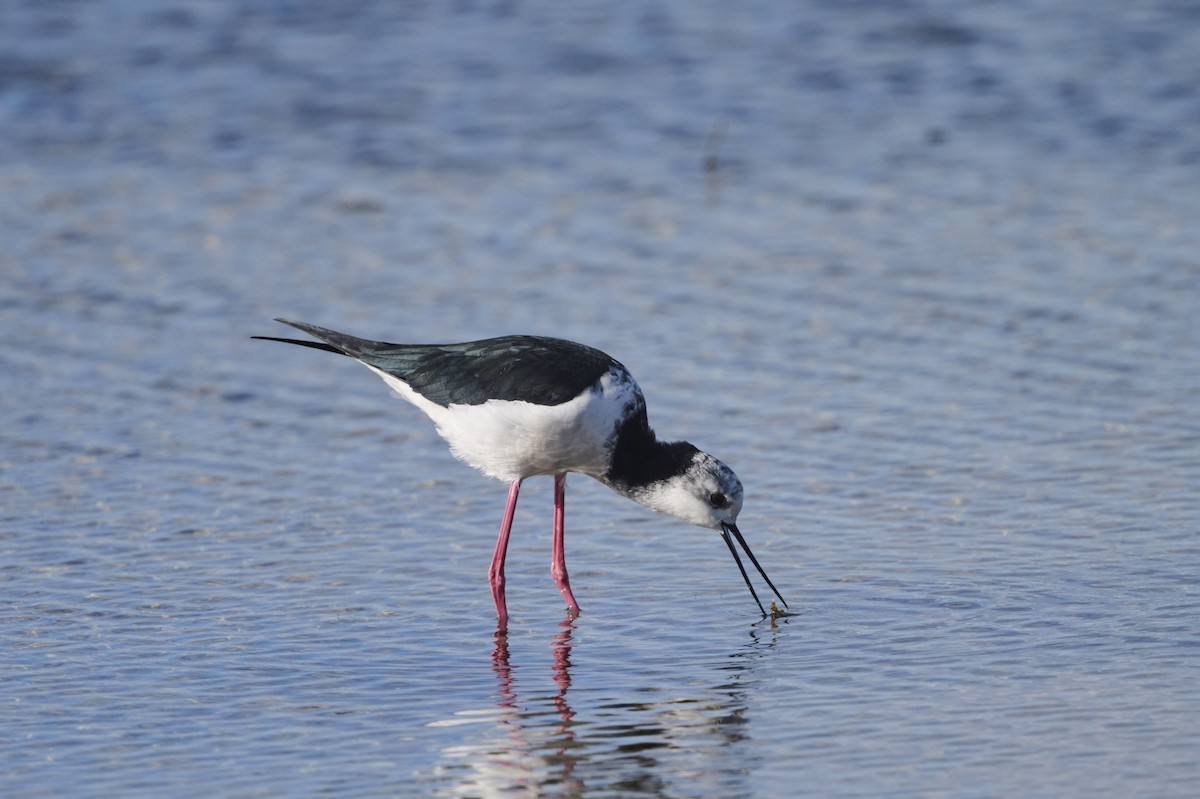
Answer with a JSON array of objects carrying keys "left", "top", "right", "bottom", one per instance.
[
  {"left": 490, "top": 480, "right": 521, "bottom": 629},
  {"left": 551, "top": 473, "right": 581, "bottom": 615}
]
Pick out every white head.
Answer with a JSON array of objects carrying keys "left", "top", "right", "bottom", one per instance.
[
  {"left": 619, "top": 449, "right": 787, "bottom": 616},
  {"left": 629, "top": 451, "right": 744, "bottom": 529}
]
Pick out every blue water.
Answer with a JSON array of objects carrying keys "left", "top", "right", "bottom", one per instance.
[{"left": 2, "top": 1, "right": 1199, "bottom": 796}]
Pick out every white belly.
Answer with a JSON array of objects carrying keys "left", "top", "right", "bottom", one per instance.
[{"left": 366, "top": 365, "right": 639, "bottom": 482}]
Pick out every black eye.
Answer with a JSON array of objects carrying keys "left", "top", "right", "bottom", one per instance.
[{"left": 708, "top": 492, "right": 728, "bottom": 508}]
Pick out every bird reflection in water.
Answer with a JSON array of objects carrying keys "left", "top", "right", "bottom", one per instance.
[
  {"left": 427, "top": 616, "right": 784, "bottom": 797},
  {"left": 489, "top": 617, "right": 582, "bottom": 795}
]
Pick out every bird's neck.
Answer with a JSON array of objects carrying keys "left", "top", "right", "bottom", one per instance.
[{"left": 603, "top": 407, "right": 700, "bottom": 497}]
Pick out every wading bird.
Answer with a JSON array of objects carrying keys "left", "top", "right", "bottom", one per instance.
[{"left": 254, "top": 319, "right": 786, "bottom": 627}]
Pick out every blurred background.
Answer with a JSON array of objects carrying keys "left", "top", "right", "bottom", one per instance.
[{"left": 2, "top": 1, "right": 1198, "bottom": 797}]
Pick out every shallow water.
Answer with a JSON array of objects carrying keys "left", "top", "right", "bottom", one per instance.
[{"left": 3, "top": 1, "right": 1199, "bottom": 797}]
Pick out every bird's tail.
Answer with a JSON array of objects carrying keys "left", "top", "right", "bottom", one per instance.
[
  {"left": 250, "top": 335, "right": 344, "bottom": 355},
  {"left": 251, "top": 318, "right": 385, "bottom": 358}
]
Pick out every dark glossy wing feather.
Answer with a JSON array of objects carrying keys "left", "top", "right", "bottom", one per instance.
[{"left": 263, "top": 319, "right": 620, "bottom": 407}]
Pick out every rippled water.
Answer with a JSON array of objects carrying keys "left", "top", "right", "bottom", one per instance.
[{"left": 3, "top": 1, "right": 1199, "bottom": 797}]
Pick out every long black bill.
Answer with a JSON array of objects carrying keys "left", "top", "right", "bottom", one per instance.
[{"left": 720, "top": 522, "right": 788, "bottom": 616}]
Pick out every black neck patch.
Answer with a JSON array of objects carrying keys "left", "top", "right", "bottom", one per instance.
[{"left": 605, "top": 402, "right": 699, "bottom": 490}]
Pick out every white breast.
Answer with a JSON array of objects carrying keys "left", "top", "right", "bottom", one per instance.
[{"left": 365, "top": 365, "right": 640, "bottom": 483}]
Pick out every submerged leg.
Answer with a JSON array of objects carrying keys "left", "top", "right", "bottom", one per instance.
[
  {"left": 551, "top": 472, "right": 581, "bottom": 615},
  {"left": 490, "top": 480, "right": 522, "bottom": 629}
]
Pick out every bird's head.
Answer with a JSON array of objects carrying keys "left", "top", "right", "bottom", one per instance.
[
  {"left": 631, "top": 450, "right": 744, "bottom": 529},
  {"left": 624, "top": 450, "right": 787, "bottom": 616}
]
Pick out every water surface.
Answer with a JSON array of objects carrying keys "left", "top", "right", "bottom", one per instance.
[{"left": 2, "top": 1, "right": 1198, "bottom": 797}]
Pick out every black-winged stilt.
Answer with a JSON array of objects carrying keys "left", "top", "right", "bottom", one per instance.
[{"left": 254, "top": 319, "right": 786, "bottom": 626}]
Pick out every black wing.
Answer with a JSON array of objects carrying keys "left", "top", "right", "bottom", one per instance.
[{"left": 255, "top": 319, "right": 621, "bottom": 407}]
